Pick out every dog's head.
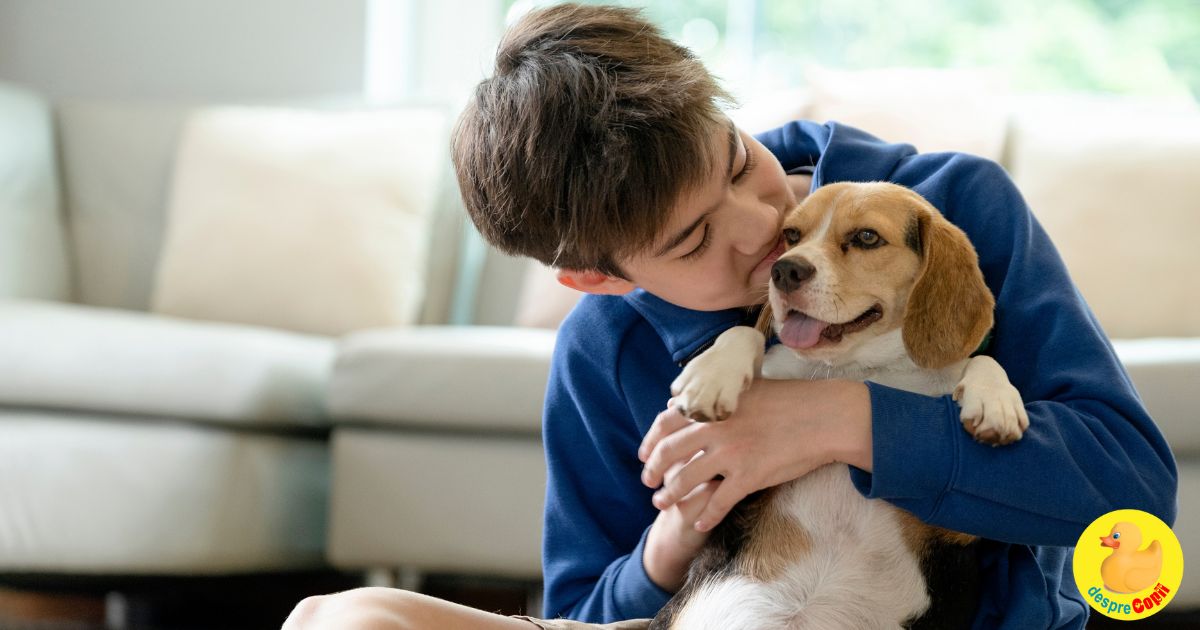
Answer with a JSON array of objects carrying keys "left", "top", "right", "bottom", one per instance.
[{"left": 756, "top": 181, "right": 994, "bottom": 369}]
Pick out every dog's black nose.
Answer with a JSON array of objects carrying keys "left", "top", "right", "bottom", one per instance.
[{"left": 772, "top": 258, "right": 815, "bottom": 293}]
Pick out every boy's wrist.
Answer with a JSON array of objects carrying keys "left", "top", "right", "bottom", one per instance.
[
  {"left": 643, "top": 518, "right": 689, "bottom": 593},
  {"left": 830, "top": 380, "right": 873, "bottom": 472}
]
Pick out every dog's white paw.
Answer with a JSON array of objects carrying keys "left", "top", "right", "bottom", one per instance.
[
  {"left": 953, "top": 356, "right": 1029, "bottom": 446},
  {"left": 670, "top": 327, "right": 763, "bottom": 422}
]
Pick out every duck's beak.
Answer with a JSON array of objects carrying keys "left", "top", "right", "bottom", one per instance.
[{"left": 1100, "top": 536, "right": 1121, "bottom": 549}]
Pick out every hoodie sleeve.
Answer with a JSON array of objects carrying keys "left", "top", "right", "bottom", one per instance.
[
  {"left": 848, "top": 153, "right": 1179, "bottom": 546},
  {"left": 540, "top": 302, "right": 674, "bottom": 622}
]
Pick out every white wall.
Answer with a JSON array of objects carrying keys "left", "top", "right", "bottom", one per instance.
[
  {"left": 0, "top": 0, "right": 368, "bottom": 101},
  {"left": 0, "top": 0, "right": 505, "bottom": 106}
]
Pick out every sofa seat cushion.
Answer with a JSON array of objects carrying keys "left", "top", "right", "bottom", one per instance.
[
  {"left": 327, "top": 428, "right": 544, "bottom": 577},
  {"left": 1113, "top": 338, "right": 1200, "bottom": 456},
  {"left": 0, "top": 300, "right": 334, "bottom": 427},
  {"left": 327, "top": 326, "right": 555, "bottom": 433},
  {"left": 0, "top": 409, "right": 327, "bottom": 573}
]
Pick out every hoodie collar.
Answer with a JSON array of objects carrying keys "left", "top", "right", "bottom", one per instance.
[{"left": 623, "top": 289, "right": 757, "bottom": 365}]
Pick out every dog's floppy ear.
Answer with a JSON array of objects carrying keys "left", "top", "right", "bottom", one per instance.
[
  {"left": 754, "top": 302, "right": 775, "bottom": 338},
  {"left": 902, "top": 201, "right": 994, "bottom": 369}
]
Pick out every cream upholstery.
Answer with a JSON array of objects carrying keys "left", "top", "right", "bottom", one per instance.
[
  {"left": 0, "top": 83, "right": 71, "bottom": 301},
  {"left": 0, "top": 300, "right": 333, "bottom": 426},
  {"left": 327, "top": 430, "right": 544, "bottom": 577},
  {"left": 328, "top": 326, "right": 554, "bottom": 432},
  {"left": 0, "top": 410, "right": 327, "bottom": 573},
  {"left": 1007, "top": 96, "right": 1200, "bottom": 339},
  {"left": 55, "top": 101, "right": 193, "bottom": 311},
  {"left": 152, "top": 106, "right": 448, "bottom": 336}
]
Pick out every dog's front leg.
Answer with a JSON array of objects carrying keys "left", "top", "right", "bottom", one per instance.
[
  {"left": 670, "top": 326, "right": 765, "bottom": 422},
  {"left": 953, "top": 355, "right": 1030, "bottom": 445}
]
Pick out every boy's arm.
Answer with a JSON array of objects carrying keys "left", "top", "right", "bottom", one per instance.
[
  {"left": 540, "top": 310, "right": 676, "bottom": 622},
  {"left": 851, "top": 154, "right": 1178, "bottom": 544}
]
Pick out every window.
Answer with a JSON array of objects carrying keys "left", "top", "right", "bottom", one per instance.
[{"left": 504, "top": 0, "right": 1200, "bottom": 103}]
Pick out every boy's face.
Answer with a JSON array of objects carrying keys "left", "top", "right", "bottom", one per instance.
[{"left": 576, "top": 119, "right": 799, "bottom": 311}]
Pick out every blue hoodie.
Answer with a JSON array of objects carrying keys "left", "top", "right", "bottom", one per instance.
[{"left": 539, "top": 121, "right": 1178, "bottom": 628}]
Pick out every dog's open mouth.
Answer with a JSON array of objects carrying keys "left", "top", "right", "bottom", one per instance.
[{"left": 778, "top": 304, "right": 883, "bottom": 349}]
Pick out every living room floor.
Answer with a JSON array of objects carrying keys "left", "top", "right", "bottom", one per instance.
[
  {"left": 2, "top": 574, "right": 1197, "bottom": 629},
  {"left": 0, "top": 572, "right": 542, "bottom": 630}
]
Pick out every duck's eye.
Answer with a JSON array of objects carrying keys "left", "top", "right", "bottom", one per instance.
[
  {"left": 1114, "top": 533, "right": 1121, "bottom": 539},
  {"left": 783, "top": 228, "right": 802, "bottom": 246},
  {"left": 854, "top": 229, "right": 882, "bottom": 248}
]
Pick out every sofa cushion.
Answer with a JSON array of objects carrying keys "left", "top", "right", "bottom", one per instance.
[
  {"left": 1007, "top": 96, "right": 1200, "bottom": 339},
  {"left": 327, "top": 326, "right": 555, "bottom": 432},
  {"left": 0, "top": 408, "right": 327, "bottom": 573},
  {"left": 150, "top": 106, "right": 447, "bottom": 337},
  {"left": 327, "top": 428, "right": 544, "bottom": 577},
  {"left": 0, "top": 300, "right": 334, "bottom": 427},
  {"left": 0, "top": 81, "right": 72, "bottom": 302}
]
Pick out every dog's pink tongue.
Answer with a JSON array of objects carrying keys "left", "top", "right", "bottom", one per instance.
[{"left": 779, "top": 312, "right": 828, "bottom": 349}]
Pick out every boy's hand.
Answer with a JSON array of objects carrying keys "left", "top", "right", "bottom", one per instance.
[
  {"left": 642, "top": 474, "right": 719, "bottom": 593},
  {"left": 639, "top": 379, "right": 871, "bottom": 533}
]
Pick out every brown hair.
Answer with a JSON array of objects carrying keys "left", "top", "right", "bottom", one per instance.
[{"left": 450, "top": 3, "right": 733, "bottom": 278}]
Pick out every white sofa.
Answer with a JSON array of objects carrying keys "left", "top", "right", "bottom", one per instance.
[
  {"left": 1, "top": 73, "right": 1197, "bottom": 618},
  {"left": 0, "top": 80, "right": 533, "bottom": 588}
]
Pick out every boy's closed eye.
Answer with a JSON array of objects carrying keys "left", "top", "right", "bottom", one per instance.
[
  {"left": 678, "top": 136, "right": 758, "bottom": 262},
  {"left": 680, "top": 223, "right": 712, "bottom": 261},
  {"left": 733, "top": 138, "right": 756, "bottom": 184}
]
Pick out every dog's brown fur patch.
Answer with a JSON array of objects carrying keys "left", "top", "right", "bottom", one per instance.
[{"left": 735, "top": 488, "right": 812, "bottom": 581}]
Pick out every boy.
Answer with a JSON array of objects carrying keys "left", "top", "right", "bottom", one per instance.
[{"left": 284, "top": 4, "right": 1177, "bottom": 629}]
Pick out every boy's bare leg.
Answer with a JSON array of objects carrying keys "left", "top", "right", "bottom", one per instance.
[
  {"left": 283, "top": 587, "right": 651, "bottom": 630},
  {"left": 282, "top": 587, "right": 540, "bottom": 630}
]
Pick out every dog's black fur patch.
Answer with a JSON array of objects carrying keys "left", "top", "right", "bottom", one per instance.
[
  {"left": 906, "top": 536, "right": 983, "bottom": 629},
  {"left": 905, "top": 214, "right": 923, "bottom": 256}
]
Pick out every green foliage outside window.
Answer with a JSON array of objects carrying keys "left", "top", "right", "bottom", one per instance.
[{"left": 504, "top": 0, "right": 1200, "bottom": 103}]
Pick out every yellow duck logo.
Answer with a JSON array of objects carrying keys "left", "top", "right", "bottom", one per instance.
[{"left": 1100, "top": 521, "right": 1163, "bottom": 594}]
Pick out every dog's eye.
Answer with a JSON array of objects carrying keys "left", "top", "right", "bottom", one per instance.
[
  {"left": 852, "top": 229, "right": 884, "bottom": 249},
  {"left": 783, "top": 228, "right": 802, "bottom": 245}
]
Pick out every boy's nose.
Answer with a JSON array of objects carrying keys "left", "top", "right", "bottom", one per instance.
[{"left": 772, "top": 257, "right": 815, "bottom": 293}]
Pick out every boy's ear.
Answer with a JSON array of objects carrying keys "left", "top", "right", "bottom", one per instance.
[{"left": 556, "top": 269, "right": 636, "bottom": 295}]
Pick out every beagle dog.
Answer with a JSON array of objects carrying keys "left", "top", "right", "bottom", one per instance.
[{"left": 649, "top": 182, "right": 1029, "bottom": 630}]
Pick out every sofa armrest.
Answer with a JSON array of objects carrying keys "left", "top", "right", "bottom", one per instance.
[
  {"left": 327, "top": 326, "right": 555, "bottom": 433},
  {"left": 1113, "top": 338, "right": 1200, "bottom": 456}
]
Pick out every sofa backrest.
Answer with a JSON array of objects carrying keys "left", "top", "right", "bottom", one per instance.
[
  {"left": 55, "top": 100, "right": 190, "bottom": 311},
  {"left": 0, "top": 80, "right": 72, "bottom": 302}
]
